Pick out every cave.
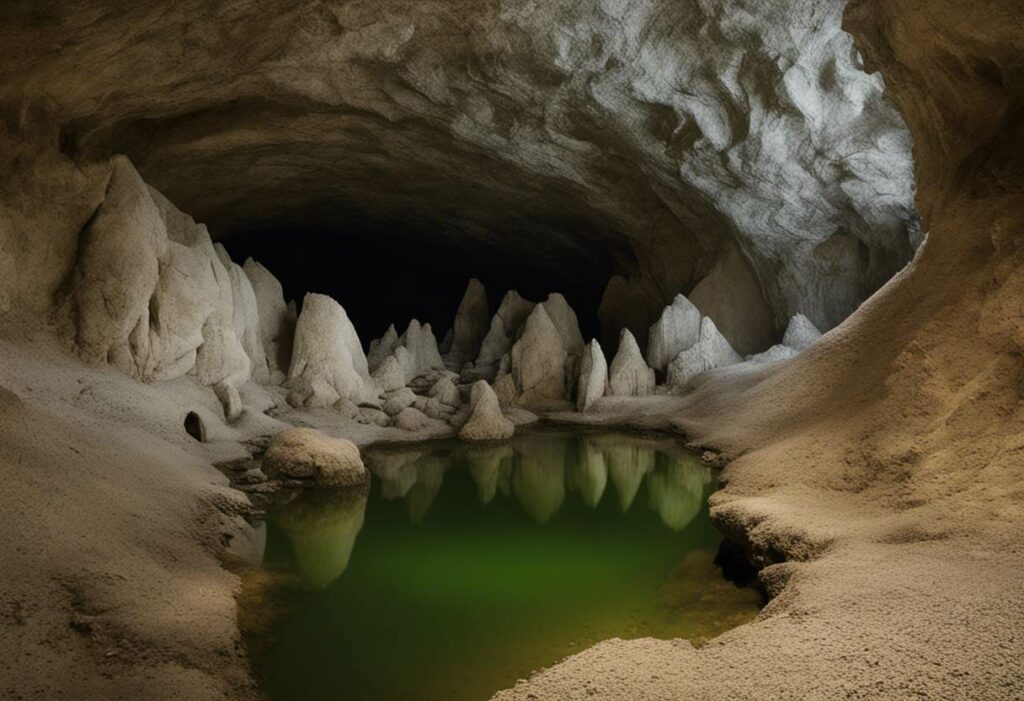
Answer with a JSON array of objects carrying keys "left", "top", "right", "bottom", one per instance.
[{"left": 1, "top": 1, "right": 1022, "bottom": 700}]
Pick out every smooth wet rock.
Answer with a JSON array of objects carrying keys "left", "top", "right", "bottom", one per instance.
[
  {"left": 459, "top": 380, "right": 514, "bottom": 441},
  {"left": 667, "top": 317, "right": 743, "bottom": 387},
  {"left": 577, "top": 340, "right": 608, "bottom": 412},
  {"left": 782, "top": 314, "right": 823, "bottom": 352},
  {"left": 288, "top": 293, "right": 376, "bottom": 406},
  {"left": 608, "top": 329, "right": 655, "bottom": 397},
  {"left": 511, "top": 304, "right": 567, "bottom": 404},
  {"left": 262, "top": 427, "right": 369, "bottom": 489},
  {"left": 646, "top": 294, "right": 702, "bottom": 372}
]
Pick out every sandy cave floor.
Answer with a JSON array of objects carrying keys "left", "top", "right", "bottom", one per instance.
[{"left": 0, "top": 325, "right": 1022, "bottom": 701}]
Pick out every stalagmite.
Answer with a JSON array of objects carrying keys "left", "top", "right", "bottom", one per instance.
[
  {"left": 608, "top": 330, "right": 655, "bottom": 397},
  {"left": 667, "top": 317, "right": 742, "bottom": 387},
  {"left": 646, "top": 294, "right": 702, "bottom": 372},
  {"left": 448, "top": 279, "right": 489, "bottom": 366},
  {"left": 510, "top": 304, "right": 567, "bottom": 404},
  {"left": 577, "top": 340, "right": 608, "bottom": 412}
]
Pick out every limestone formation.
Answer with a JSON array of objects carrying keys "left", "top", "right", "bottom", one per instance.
[
  {"left": 458, "top": 381, "right": 514, "bottom": 442},
  {"left": 782, "top": 314, "right": 823, "bottom": 352},
  {"left": 397, "top": 320, "right": 444, "bottom": 379},
  {"left": 646, "top": 295, "right": 702, "bottom": 373},
  {"left": 215, "top": 244, "right": 270, "bottom": 384},
  {"left": 541, "top": 293, "right": 585, "bottom": 356},
  {"left": 510, "top": 305, "right": 567, "bottom": 405},
  {"left": 392, "top": 407, "right": 444, "bottom": 433},
  {"left": 427, "top": 375, "right": 461, "bottom": 408},
  {"left": 243, "top": 257, "right": 295, "bottom": 376},
  {"left": 382, "top": 388, "right": 417, "bottom": 417},
  {"left": 213, "top": 381, "right": 243, "bottom": 422},
  {"left": 288, "top": 293, "right": 376, "bottom": 406},
  {"left": 366, "top": 324, "right": 398, "bottom": 373},
  {"left": 608, "top": 330, "right": 655, "bottom": 397},
  {"left": 448, "top": 279, "right": 489, "bottom": 365},
  {"left": 667, "top": 317, "right": 742, "bottom": 387},
  {"left": 371, "top": 353, "right": 408, "bottom": 393},
  {"left": 473, "top": 291, "right": 537, "bottom": 373},
  {"left": 262, "top": 428, "right": 369, "bottom": 489},
  {"left": 492, "top": 373, "right": 519, "bottom": 410},
  {"left": 577, "top": 341, "right": 608, "bottom": 413}
]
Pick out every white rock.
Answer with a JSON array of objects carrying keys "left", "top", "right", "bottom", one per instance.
[
  {"left": 398, "top": 319, "right": 445, "bottom": 378},
  {"left": 213, "top": 380, "right": 243, "bottom": 422},
  {"left": 667, "top": 317, "right": 743, "bottom": 387},
  {"left": 215, "top": 244, "right": 270, "bottom": 384},
  {"left": 371, "top": 353, "right": 408, "bottom": 392},
  {"left": 510, "top": 304, "right": 567, "bottom": 404},
  {"left": 459, "top": 381, "right": 514, "bottom": 441},
  {"left": 428, "top": 375, "right": 461, "bottom": 407},
  {"left": 746, "top": 344, "right": 798, "bottom": 365},
  {"left": 492, "top": 373, "right": 519, "bottom": 410},
  {"left": 449, "top": 278, "right": 489, "bottom": 364},
  {"left": 646, "top": 294, "right": 702, "bottom": 372},
  {"left": 608, "top": 329, "right": 655, "bottom": 397},
  {"left": 288, "top": 293, "right": 376, "bottom": 406},
  {"left": 354, "top": 406, "right": 389, "bottom": 427},
  {"left": 367, "top": 323, "right": 398, "bottom": 373},
  {"left": 392, "top": 406, "right": 444, "bottom": 432},
  {"left": 382, "top": 387, "right": 418, "bottom": 416},
  {"left": 262, "top": 427, "right": 369, "bottom": 488},
  {"left": 243, "top": 257, "right": 295, "bottom": 374},
  {"left": 577, "top": 340, "right": 608, "bottom": 412},
  {"left": 782, "top": 314, "right": 823, "bottom": 351},
  {"left": 541, "top": 293, "right": 585, "bottom": 356},
  {"left": 475, "top": 290, "right": 536, "bottom": 369}
]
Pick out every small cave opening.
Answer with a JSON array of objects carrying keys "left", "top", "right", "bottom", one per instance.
[
  {"left": 183, "top": 411, "right": 206, "bottom": 442},
  {"left": 220, "top": 215, "right": 622, "bottom": 346}
]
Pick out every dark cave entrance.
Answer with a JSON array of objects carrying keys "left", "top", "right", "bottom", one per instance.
[{"left": 220, "top": 217, "right": 618, "bottom": 346}]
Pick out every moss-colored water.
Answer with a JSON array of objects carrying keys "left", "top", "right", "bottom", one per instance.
[{"left": 251, "top": 430, "right": 760, "bottom": 701}]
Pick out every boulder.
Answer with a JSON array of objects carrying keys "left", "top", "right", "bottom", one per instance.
[
  {"left": 428, "top": 375, "right": 461, "bottom": 407},
  {"left": 366, "top": 323, "right": 398, "bottom": 373},
  {"left": 646, "top": 294, "right": 701, "bottom": 372},
  {"left": 382, "top": 387, "right": 418, "bottom": 416},
  {"left": 667, "top": 317, "right": 743, "bottom": 387},
  {"left": 243, "top": 257, "right": 296, "bottom": 374},
  {"left": 577, "top": 340, "right": 608, "bottom": 412},
  {"left": 608, "top": 329, "right": 655, "bottom": 396},
  {"left": 392, "top": 406, "right": 445, "bottom": 432},
  {"left": 415, "top": 396, "right": 458, "bottom": 421},
  {"left": 288, "top": 293, "right": 376, "bottom": 406},
  {"left": 782, "top": 314, "right": 823, "bottom": 351},
  {"left": 448, "top": 278, "right": 489, "bottom": 364},
  {"left": 262, "top": 427, "right": 369, "bottom": 488},
  {"left": 354, "top": 406, "right": 389, "bottom": 427},
  {"left": 510, "top": 304, "right": 567, "bottom": 404},
  {"left": 459, "top": 381, "right": 514, "bottom": 441}
]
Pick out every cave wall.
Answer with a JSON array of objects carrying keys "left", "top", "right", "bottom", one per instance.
[{"left": 1, "top": 0, "right": 919, "bottom": 345}]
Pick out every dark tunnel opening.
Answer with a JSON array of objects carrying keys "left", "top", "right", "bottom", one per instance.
[{"left": 220, "top": 217, "right": 618, "bottom": 347}]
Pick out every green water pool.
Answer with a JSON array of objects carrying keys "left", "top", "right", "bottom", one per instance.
[{"left": 246, "top": 430, "right": 761, "bottom": 701}]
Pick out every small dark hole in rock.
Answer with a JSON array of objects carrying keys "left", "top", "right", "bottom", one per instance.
[{"left": 184, "top": 411, "right": 206, "bottom": 442}]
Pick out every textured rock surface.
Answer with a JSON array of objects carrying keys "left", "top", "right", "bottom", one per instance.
[
  {"left": 510, "top": 305, "right": 567, "bottom": 405},
  {"left": 576, "top": 340, "right": 608, "bottom": 413},
  {"left": 1, "top": 0, "right": 918, "bottom": 338},
  {"left": 243, "top": 257, "right": 295, "bottom": 376},
  {"left": 473, "top": 291, "right": 537, "bottom": 375},
  {"left": 287, "top": 293, "right": 376, "bottom": 406},
  {"left": 459, "top": 381, "right": 514, "bottom": 442},
  {"left": 397, "top": 320, "right": 444, "bottom": 379},
  {"left": 607, "top": 330, "right": 655, "bottom": 397},
  {"left": 645, "top": 294, "right": 702, "bottom": 373},
  {"left": 262, "top": 427, "right": 368, "bottom": 488},
  {"left": 448, "top": 279, "right": 489, "bottom": 366},
  {"left": 667, "top": 317, "right": 742, "bottom": 387},
  {"left": 366, "top": 324, "right": 398, "bottom": 374}
]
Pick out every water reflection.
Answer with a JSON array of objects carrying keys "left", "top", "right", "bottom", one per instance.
[
  {"left": 270, "top": 487, "right": 369, "bottom": 589},
  {"left": 272, "top": 432, "right": 713, "bottom": 588}
]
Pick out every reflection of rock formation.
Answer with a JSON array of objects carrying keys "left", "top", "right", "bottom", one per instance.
[
  {"left": 511, "top": 435, "right": 568, "bottom": 523},
  {"left": 365, "top": 449, "right": 426, "bottom": 501},
  {"left": 569, "top": 439, "right": 607, "bottom": 509},
  {"left": 597, "top": 440, "right": 657, "bottom": 513},
  {"left": 647, "top": 455, "right": 712, "bottom": 531},
  {"left": 405, "top": 457, "right": 447, "bottom": 524},
  {"left": 271, "top": 487, "right": 369, "bottom": 589},
  {"left": 466, "top": 444, "right": 515, "bottom": 505}
]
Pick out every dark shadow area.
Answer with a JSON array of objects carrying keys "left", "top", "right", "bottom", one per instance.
[{"left": 221, "top": 220, "right": 616, "bottom": 344}]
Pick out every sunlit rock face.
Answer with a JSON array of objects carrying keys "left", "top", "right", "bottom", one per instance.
[{"left": 3, "top": 0, "right": 917, "bottom": 339}]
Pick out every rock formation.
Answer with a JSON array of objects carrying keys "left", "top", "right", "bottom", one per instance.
[
  {"left": 287, "top": 293, "right": 376, "bottom": 406},
  {"left": 576, "top": 340, "right": 608, "bottom": 413},
  {"left": 366, "top": 323, "right": 399, "bottom": 373},
  {"left": 782, "top": 314, "right": 823, "bottom": 352},
  {"left": 471, "top": 291, "right": 537, "bottom": 379},
  {"left": 510, "top": 305, "right": 567, "bottom": 405},
  {"left": 447, "top": 279, "right": 489, "bottom": 366},
  {"left": 243, "top": 257, "right": 295, "bottom": 377},
  {"left": 397, "top": 320, "right": 444, "bottom": 379},
  {"left": 666, "top": 317, "right": 742, "bottom": 387},
  {"left": 458, "top": 381, "right": 514, "bottom": 442},
  {"left": 262, "top": 427, "right": 369, "bottom": 489},
  {"left": 646, "top": 294, "right": 702, "bottom": 373},
  {"left": 608, "top": 330, "right": 655, "bottom": 397}
]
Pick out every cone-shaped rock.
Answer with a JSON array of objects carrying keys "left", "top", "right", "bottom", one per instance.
[
  {"left": 608, "top": 329, "right": 655, "bottom": 397},
  {"left": 511, "top": 304, "right": 567, "bottom": 404},
  {"left": 646, "top": 294, "right": 702, "bottom": 372},
  {"left": 577, "top": 340, "right": 608, "bottom": 412},
  {"left": 667, "top": 316, "right": 742, "bottom": 387}
]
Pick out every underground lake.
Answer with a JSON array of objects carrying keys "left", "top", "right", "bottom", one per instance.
[{"left": 241, "top": 430, "right": 762, "bottom": 701}]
